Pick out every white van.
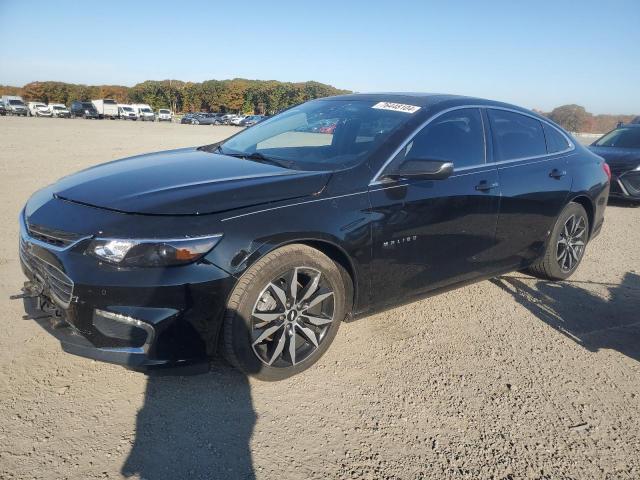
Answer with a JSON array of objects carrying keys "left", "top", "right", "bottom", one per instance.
[
  {"left": 118, "top": 104, "right": 137, "bottom": 120},
  {"left": 92, "top": 99, "right": 119, "bottom": 119},
  {"left": 27, "top": 102, "right": 52, "bottom": 117},
  {"left": 48, "top": 103, "right": 70, "bottom": 118},
  {"left": 131, "top": 104, "right": 155, "bottom": 121},
  {"left": 157, "top": 108, "right": 172, "bottom": 122}
]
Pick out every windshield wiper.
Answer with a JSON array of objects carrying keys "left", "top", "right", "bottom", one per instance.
[{"left": 219, "top": 148, "right": 294, "bottom": 169}]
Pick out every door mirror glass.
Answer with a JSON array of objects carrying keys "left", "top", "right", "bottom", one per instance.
[{"left": 383, "top": 158, "right": 454, "bottom": 180}]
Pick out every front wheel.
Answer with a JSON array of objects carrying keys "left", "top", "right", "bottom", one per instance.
[
  {"left": 222, "top": 244, "right": 346, "bottom": 381},
  {"left": 527, "top": 202, "right": 589, "bottom": 280}
]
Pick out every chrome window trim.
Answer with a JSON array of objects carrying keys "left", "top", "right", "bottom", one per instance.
[{"left": 370, "top": 105, "right": 575, "bottom": 186}]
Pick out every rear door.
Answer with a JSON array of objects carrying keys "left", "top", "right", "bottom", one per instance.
[
  {"left": 367, "top": 107, "right": 501, "bottom": 308},
  {"left": 487, "top": 108, "right": 573, "bottom": 269}
]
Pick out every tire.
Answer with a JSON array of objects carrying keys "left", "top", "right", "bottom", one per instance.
[
  {"left": 222, "top": 244, "right": 346, "bottom": 381},
  {"left": 527, "top": 202, "right": 589, "bottom": 281}
]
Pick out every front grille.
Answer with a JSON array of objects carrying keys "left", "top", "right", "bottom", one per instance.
[
  {"left": 26, "top": 222, "right": 83, "bottom": 248},
  {"left": 19, "top": 237, "right": 74, "bottom": 307}
]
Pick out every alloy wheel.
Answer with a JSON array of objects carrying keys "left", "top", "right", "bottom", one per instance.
[
  {"left": 556, "top": 214, "right": 587, "bottom": 272},
  {"left": 251, "top": 267, "right": 334, "bottom": 367}
]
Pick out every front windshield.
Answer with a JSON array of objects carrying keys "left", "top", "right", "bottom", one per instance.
[
  {"left": 594, "top": 127, "right": 640, "bottom": 148},
  {"left": 220, "top": 100, "right": 412, "bottom": 170},
  {"left": 82, "top": 103, "right": 94, "bottom": 109},
  {"left": 159, "top": 109, "right": 170, "bottom": 114},
  {"left": 53, "top": 105, "right": 65, "bottom": 110},
  {"left": 141, "top": 108, "right": 152, "bottom": 113},
  {"left": 122, "top": 107, "right": 133, "bottom": 112},
  {"left": 9, "top": 100, "right": 24, "bottom": 105}
]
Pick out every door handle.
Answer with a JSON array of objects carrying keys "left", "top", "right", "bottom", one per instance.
[
  {"left": 475, "top": 181, "right": 499, "bottom": 191},
  {"left": 549, "top": 168, "right": 567, "bottom": 179}
]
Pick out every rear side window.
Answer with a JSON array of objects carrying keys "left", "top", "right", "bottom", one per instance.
[
  {"left": 488, "top": 109, "right": 546, "bottom": 161},
  {"left": 395, "top": 108, "right": 485, "bottom": 169},
  {"left": 543, "top": 123, "right": 570, "bottom": 153}
]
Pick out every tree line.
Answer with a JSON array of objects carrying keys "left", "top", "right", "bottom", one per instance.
[
  {"left": 539, "top": 104, "right": 635, "bottom": 134},
  {"left": 1, "top": 81, "right": 635, "bottom": 132},
  {"left": 0, "top": 79, "right": 350, "bottom": 114}
]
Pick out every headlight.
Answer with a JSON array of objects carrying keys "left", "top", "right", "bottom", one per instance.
[{"left": 87, "top": 235, "right": 222, "bottom": 267}]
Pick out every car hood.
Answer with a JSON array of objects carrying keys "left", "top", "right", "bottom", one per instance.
[
  {"left": 53, "top": 147, "right": 331, "bottom": 215},
  {"left": 588, "top": 145, "right": 640, "bottom": 171}
]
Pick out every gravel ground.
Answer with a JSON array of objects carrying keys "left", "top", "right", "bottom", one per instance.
[{"left": 1, "top": 116, "right": 639, "bottom": 480}]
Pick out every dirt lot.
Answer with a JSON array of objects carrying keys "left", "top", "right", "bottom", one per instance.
[{"left": 1, "top": 116, "right": 639, "bottom": 480}]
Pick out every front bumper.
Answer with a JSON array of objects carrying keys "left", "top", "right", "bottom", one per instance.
[
  {"left": 609, "top": 171, "right": 640, "bottom": 201},
  {"left": 18, "top": 212, "right": 236, "bottom": 373}
]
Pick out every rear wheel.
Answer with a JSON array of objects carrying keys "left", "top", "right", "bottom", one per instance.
[
  {"left": 527, "top": 202, "right": 589, "bottom": 280},
  {"left": 222, "top": 244, "right": 346, "bottom": 381}
]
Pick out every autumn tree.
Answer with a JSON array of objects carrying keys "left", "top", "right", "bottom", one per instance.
[{"left": 548, "top": 104, "right": 590, "bottom": 132}]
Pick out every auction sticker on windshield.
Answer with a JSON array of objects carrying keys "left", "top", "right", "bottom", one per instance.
[{"left": 372, "top": 102, "right": 421, "bottom": 114}]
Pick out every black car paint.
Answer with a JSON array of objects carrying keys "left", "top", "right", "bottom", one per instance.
[
  {"left": 70, "top": 100, "right": 100, "bottom": 119},
  {"left": 19, "top": 94, "right": 609, "bottom": 372},
  {"left": 589, "top": 125, "right": 640, "bottom": 202}
]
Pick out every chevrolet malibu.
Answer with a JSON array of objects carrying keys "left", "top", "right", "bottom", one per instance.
[{"left": 17, "top": 93, "right": 610, "bottom": 380}]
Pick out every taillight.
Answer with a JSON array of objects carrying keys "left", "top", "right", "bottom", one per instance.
[{"left": 602, "top": 162, "right": 611, "bottom": 181}]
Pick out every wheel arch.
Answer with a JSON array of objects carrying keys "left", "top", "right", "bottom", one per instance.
[
  {"left": 294, "top": 239, "right": 357, "bottom": 318},
  {"left": 569, "top": 194, "right": 595, "bottom": 239},
  {"left": 234, "top": 237, "right": 359, "bottom": 318}
]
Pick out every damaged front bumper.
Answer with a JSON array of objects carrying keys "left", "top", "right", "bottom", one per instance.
[{"left": 16, "top": 211, "right": 236, "bottom": 374}]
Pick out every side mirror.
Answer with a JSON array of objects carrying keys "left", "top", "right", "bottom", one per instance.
[{"left": 382, "top": 158, "right": 454, "bottom": 181}]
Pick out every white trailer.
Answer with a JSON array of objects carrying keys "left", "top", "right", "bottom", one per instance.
[{"left": 91, "top": 99, "right": 119, "bottom": 119}]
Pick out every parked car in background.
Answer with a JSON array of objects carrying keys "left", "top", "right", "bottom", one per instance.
[
  {"left": 0, "top": 103, "right": 6, "bottom": 116},
  {"left": 230, "top": 115, "right": 247, "bottom": 126},
  {"left": 118, "top": 104, "right": 137, "bottom": 120},
  {"left": 180, "top": 113, "right": 197, "bottom": 124},
  {"left": 157, "top": 108, "right": 172, "bottom": 122},
  {"left": 49, "top": 104, "right": 70, "bottom": 118},
  {"left": 15, "top": 93, "right": 609, "bottom": 380},
  {"left": 2, "top": 95, "right": 28, "bottom": 116},
  {"left": 27, "top": 102, "right": 53, "bottom": 117},
  {"left": 91, "top": 99, "right": 119, "bottom": 119},
  {"left": 589, "top": 123, "right": 640, "bottom": 203},
  {"left": 131, "top": 104, "right": 155, "bottom": 121},
  {"left": 70, "top": 100, "right": 100, "bottom": 119},
  {"left": 219, "top": 113, "right": 236, "bottom": 124},
  {"left": 239, "top": 115, "right": 266, "bottom": 127},
  {"left": 189, "top": 113, "right": 220, "bottom": 125}
]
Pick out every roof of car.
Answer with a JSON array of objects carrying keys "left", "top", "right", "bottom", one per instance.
[{"left": 321, "top": 92, "right": 532, "bottom": 113}]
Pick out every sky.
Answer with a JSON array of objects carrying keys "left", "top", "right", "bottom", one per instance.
[{"left": 0, "top": 0, "right": 638, "bottom": 114}]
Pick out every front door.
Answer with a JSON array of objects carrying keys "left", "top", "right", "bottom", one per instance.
[{"left": 367, "top": 107, "right": 501, "bottom": 310}]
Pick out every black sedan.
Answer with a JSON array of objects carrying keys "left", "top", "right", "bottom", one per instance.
[
  {"left": 589, "top": 123, "right": 640, "bottom": 203},
  {"left": 17, "top": 93, "right": 609, "bottom": 380}
]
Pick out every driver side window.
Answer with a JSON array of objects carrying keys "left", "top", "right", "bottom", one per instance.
[{"left": 392, "top": 108, "right": 486, "bottom": 170}]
